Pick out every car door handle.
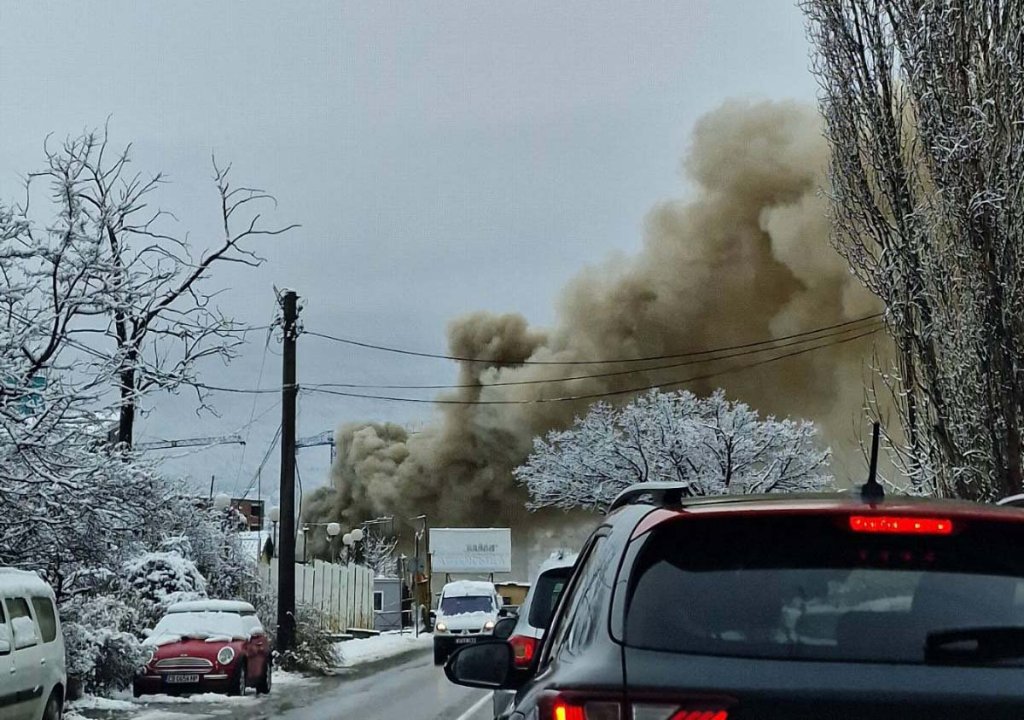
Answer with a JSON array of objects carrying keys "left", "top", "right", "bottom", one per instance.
[{"left": 40, "top": 658, "right": 46, "bottom": 665}]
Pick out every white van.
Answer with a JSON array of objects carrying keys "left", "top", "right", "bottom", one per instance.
[
  {"left": 432, "top": 580, "right": 504, "bottom": 665},
  {"left": 0, "top": 569, "right": 65, "bottom": 720}
]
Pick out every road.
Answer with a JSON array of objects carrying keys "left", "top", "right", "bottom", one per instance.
[{"left": 76, "top": 648, "right": 494, "bottom": 720}]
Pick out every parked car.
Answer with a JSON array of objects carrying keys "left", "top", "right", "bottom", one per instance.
[
  {"left": 447, "top": 481, "right": 1024, "bottom": 719},
  {"left": 0, "top": 568, "right": 66, "bottom": 720},
  {"left": 433, "top": 580, "right": 504, "bottom": 665},
  {"left": 493, "top": 550, "right": 577, "bottom": 719},
  {"left": 133, "top": 600, "right": 271, "bottom": 697}
]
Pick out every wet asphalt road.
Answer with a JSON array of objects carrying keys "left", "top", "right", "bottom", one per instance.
[{"left": 76, "top": 648, "right": 493, "bottom": 720}]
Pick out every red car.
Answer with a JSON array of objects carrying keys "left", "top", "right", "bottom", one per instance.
[{"left": 134, "top": 600, "right": 272, "bottom": 697}]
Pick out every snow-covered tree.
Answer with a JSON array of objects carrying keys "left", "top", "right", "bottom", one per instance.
[
  {"left": 362, "top": 530, "right": 399, "bottom": 578},
  {"left": 516, "top": 389, "right": 832, "bottom": 513},
  {"left": 804, "top": 0, "right": 1024, "bottom": 499}
]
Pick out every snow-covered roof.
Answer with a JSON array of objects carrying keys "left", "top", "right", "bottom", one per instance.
[
  {"left": 441, "top": 580, "right": 498, "bottom": 597},
  {"left": 535, "top": 550, "right": 578, "bottom": 577},
  {"left": 0, "top": 568, "right": 54, "bottom": 598},
  {"left": 166, "top": 600, "right": 256, "bottom": 614}
]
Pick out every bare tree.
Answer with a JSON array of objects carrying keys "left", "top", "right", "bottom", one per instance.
[
  {"left": 803, "top": 0, "right": 1024, "bottom": 499},
  {"left": 361, "top": 530, "right": 399, "bottom": 578},
  {"left": 20, "top": 127, "right": 296, "bottom": 447}
]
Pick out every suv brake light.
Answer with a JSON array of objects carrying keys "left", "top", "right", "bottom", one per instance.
[
  {"left": 544, "top": 694, "right": 731, "bottom": 720},
  {"left": 509, "top": 634, "right": 537, "bottom": 668},
  {"left": 849, "top": 515, "right": 953, "bottom": 535}
]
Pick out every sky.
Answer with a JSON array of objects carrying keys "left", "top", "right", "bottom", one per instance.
[{"left": 0, "top": 1, "right": 819, "bottom": 506}]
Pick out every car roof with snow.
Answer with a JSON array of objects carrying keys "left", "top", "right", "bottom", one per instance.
[
  {"left": 166, "top": 599, "right": 257, "bottom": 614},
  {"left": 0, "top": 568, "right": 54, "bottom": 598},
  {"left": 533, "top": 549, "right": 578, "bottom": 579},
  {"left": 440, "top": 580, "right": 498, "bottom": 597}
]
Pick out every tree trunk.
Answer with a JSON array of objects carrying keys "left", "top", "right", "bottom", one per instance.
[{"left": 118, "top": 366, "right": 136, "bottom": 449}]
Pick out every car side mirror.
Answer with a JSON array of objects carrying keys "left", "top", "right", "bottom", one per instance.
[
  {"left": 492, "top": 616, "right": 517, "bottom": 641},
  {"left": 444, "top": 641, "right": 516, "bottom": 689}
]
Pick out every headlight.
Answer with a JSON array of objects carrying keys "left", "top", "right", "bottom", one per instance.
[
  {"left": 435, "top": 622, "right": 448, "bottom": 633},
  {"left": 483, "top": 620, "right": 495, "bottom": 631},
  {"left": 217, "top": 646, "right": 236, "bottom": 665},
  {"left": 140, "top": 648, "right": 155, "bottom": 671}
]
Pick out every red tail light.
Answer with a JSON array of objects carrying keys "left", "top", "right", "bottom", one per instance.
[
  {"left": 509, "top": 634, "right": 537, "bottom": 668},
  {"left": 849, "top": 515, "right": 953, "bottom": 535},
  {"left": 553, "top": 700, "right": 586, "bottom": 720},
  {"left": 543, "top": 693, "right": 732, "bottom": 720}
]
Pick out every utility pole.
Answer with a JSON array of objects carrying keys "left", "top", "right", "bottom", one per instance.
[{"left": 276, "top": 289, "right": 300, "bottom": 654}]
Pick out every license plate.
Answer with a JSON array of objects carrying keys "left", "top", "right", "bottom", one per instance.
[
  {"left": 165, "top": 673, "right": 200, "bottom": 684},
  {"left": 455, "top": 638, "right": 476, "bottom": 645}
]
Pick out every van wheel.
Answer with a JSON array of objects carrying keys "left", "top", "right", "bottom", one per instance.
[
  {"left": 256, "top": 661, "right": 272, "bottom": 695},
  {"left": 229, "top": 662, "right": 248, "bottom": 696},
  {"left": 42, "top": 691, "right": 62, "bottom": 720}
]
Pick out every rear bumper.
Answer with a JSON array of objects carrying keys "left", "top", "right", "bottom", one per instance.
[{"left": 133, "top": 673, "right": 233, "bottom": 695}]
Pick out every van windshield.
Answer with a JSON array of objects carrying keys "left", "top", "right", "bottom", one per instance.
[
  {"left": 625, "top": 513, "right": 1024, "bottom": 665},
  {"left": 440, "top": 596, "right": 494, "bottom": 615}
]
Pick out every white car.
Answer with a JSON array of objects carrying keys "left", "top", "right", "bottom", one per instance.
[
  {"left": 492, "top": 550, "right": 577, "bottom": 718},
  {"left": 0, "top": 568, "right": 66, "bottom": 720},
  {"left": 432, "top": 580, "right": 504, "bottom": 665}
]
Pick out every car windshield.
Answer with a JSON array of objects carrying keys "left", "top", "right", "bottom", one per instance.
[
  {"left": 625, "top": 513, "right": 1024, "bottom": 665},
  {"left": 528, "top": 567, "right": 573, "bottom": 630},
  {"left": 146, "top": 611, "right": 255, "bottom": 645},
  {"left": 440, "top": 596, "right": 494, "bottom": 615}
]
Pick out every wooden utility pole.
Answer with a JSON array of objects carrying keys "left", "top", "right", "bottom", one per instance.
[{"left": 276, "top": 289, "right": 300, "bottom": 654}]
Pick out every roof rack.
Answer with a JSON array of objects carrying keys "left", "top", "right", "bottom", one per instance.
[{"left": 608, "top": 482, "right": 691, "bottom": 512}]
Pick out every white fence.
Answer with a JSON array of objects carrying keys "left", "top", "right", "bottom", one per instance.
[{"left": 261, "top": 558, "right": 375, "bottom": 632}]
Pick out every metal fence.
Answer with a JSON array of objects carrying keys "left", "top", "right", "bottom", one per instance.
[{"left": 261, "top": 558, "right": 375, "bottom": 631}]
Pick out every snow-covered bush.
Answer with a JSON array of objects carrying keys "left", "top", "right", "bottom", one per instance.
[
  {"left": 61, "top": 595, "right": 144, "bottom": 699},
  {"left": 122, "top": 551, "right": 207, "bottom": 628},
  {"left": 516, "top": 389, "right": 832, "bottom": 513},
  {"left": 276, "top": 604, "right": 339, "bottom": 674}
]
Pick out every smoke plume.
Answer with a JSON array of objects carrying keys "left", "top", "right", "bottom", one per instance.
[{"left": 304, "top": 100, "right": 883, "bottom": 540}]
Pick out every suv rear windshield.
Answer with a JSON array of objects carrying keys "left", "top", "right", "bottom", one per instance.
[
  {"left": 625, "top": 513, "right": 1024, "bottom": 665},
  {"left": 528, "top": 567, "right": 573, "bottom": 630}
]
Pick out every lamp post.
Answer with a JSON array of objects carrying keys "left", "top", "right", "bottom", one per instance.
[
  {"left": 268, "top": 506, "right": 281, "bottom": 558},
  {"left": 212, "top": 493, "right": 231, "bottom": 511},
  {"left": 326, "top": 523, "right": 341, "bottom": 629}
]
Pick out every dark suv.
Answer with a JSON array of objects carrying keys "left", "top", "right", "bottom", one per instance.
[{"left": 446, "top": 482, "right": 1024, "bottom": 719}]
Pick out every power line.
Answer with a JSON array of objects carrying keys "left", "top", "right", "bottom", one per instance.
[
  {"left": 240, "top": 422, "right": 283, "bottom": 499},
  {"left": 301, "top": 327, "right": 880, "bottom": 406},
  {"left": 186, "top": 317, "right": 880, "bottom": 396},
  {"left": 307, "top": 319, "right": 881, "bottom": 391},
  {"left": 304, "top": 313, "right": 882, "bottom": 366},
  {"left": 231, "top": 317, "right": 277, "bottom": 499}
]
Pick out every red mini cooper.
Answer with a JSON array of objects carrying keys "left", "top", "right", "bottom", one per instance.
[{"left": 134, "top": 600, "right": 272, "bottom": 697}]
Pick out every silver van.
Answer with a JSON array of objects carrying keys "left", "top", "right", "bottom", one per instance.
[{"left": 0, "top": 569, "right": 66, "bottom": 720}]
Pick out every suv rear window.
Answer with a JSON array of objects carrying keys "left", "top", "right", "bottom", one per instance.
[
  {"left": 528, "top": 567, "right": 573, "bottom": 630},
  {"left": 625, "top": 513, "right": 1024, "bottom": 665}
]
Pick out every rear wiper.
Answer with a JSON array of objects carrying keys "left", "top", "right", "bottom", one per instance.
[{"left": 925, "top": 626, "right": 1024, "bottom": 665}]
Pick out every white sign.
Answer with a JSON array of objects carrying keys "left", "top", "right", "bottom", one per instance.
[{"left": 430, "top": 528, "right": 512, "bottom": 573}]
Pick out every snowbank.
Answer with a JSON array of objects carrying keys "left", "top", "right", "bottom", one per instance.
[{"left": 335, "top": 631, "right": 433, "bottom": 667}]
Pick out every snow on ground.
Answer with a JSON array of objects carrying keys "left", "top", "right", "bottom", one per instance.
[{"left": 335, "top": 630, "right": 434, "bottom": 667}]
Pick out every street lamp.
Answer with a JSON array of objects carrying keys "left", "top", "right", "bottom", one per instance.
[
  {"left": 327, "top": 523, "right": 341, "bottom": 560},
  {"left": 269, "top": 506, "right": 280, "bottom": 558},
  {"left": 213, "top": 493, "right": 231, "bottom": 511}
]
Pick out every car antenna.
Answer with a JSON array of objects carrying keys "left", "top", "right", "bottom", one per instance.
[{"left": 861, "top": 421, "right": 884, "bottom": 502}]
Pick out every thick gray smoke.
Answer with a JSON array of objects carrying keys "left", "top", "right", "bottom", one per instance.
[{"left": 304, "top": 100, "right": 883, "bottom": 542}]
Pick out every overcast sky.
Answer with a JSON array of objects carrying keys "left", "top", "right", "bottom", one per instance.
[{"left": 0, "top": 1, "right": 818, "bottom": 504}]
